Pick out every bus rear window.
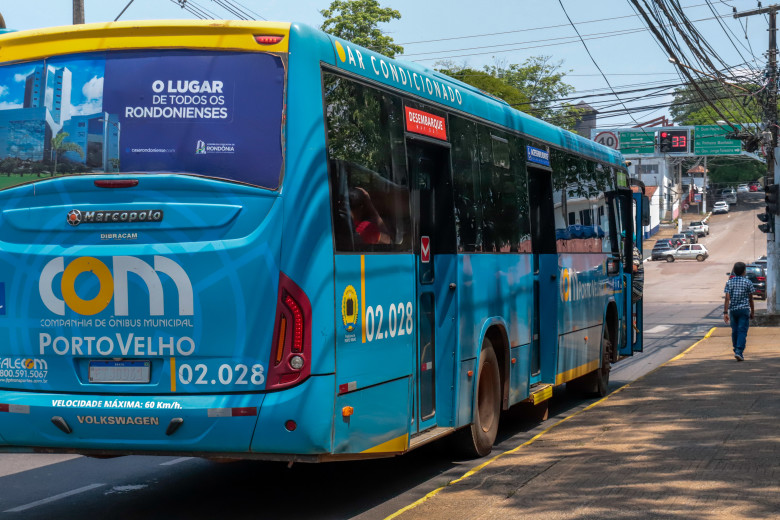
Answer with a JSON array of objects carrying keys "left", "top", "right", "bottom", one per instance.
[{"left": 0, "top": 50, "right": 284, "bottom": 190}]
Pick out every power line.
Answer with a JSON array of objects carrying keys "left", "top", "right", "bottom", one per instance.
[{"left": 557, "top": 0, "right": 646, "bottom": 128}]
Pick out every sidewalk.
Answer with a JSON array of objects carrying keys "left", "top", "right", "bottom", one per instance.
[{"left": 394, "top": 327, "right": 780, "bottom": 520}]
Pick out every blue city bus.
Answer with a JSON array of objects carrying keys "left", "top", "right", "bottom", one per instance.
[{"left": 0, "top": 20, "right": 644, "bottom": 460}]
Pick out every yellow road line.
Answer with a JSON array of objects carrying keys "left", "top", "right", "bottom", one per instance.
[{"left": 384, "top": 327, "right": 717, "bottom": 520}]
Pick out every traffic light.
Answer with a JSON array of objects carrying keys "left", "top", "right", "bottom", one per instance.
[
  {"left": 659, "top": 132, "right": 672, "bottom": 152},
  {"left": 758, "top": 211, "right": 774, "bottom": 233},
  {"left": 766, "top": 184, "right": 780, "bottom": 215}
]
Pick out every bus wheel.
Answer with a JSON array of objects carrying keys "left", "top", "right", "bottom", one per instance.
[
  {"left": 594, "top": 327, "right": 612, "bottom": 397},
  {"left": 455, "top": 338, "right": 500, "bottom": 458}
]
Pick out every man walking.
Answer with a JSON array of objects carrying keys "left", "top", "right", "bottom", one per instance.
[{"left": 723, "top": 261, "right": 755, "bottom": 361}]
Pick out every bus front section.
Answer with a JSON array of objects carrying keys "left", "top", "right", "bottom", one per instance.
[{"left": 0, "top": 22, "right": 336, "bottom": 459}]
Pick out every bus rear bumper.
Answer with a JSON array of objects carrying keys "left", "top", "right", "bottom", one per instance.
[{"left": 0, "top": 374, "right": 334, "bottom": 457}]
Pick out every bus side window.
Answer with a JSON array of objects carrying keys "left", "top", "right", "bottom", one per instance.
[{"left": 324, "top": 73, "right": 411, "bottom": 253}]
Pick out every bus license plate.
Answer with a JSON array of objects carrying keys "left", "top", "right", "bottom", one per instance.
[{"left": 89, "top": 360, "right": 151, "bottom": 383}]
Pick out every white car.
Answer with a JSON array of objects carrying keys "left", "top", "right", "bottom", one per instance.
[
  {"left": 737, "top": 184, "right": 749, "bottom": 193},
  {"left": 665, "top": 244, "right": 709, "bottom": 262},
  {"left": 712, "top": 201, "right": 729, "bottom": 214},
  {"left": 722, "top": 189, "right": 737, "bottom": 204},
  {"left": 687, "top": 221, "right": 709, "bottom": 236}
]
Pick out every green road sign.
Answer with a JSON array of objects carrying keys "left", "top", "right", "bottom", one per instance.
[
  {"left": 618, "top": 130, "right": 655, "bottom": 154},
  {"left": 694, "top": 125, "right": 741, "bottom": 155}
]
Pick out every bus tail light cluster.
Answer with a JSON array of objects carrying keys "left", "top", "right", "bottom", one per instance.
[
  {"left": 254, "top": 35, "right": 285, "bottom": 45},
  {"left": 267, "top": 272, "right": 312, "bottom": 391}
]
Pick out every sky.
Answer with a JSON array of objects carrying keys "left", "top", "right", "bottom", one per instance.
[{"left": 1, "top": 0, "right": 774, "bottom": 129}]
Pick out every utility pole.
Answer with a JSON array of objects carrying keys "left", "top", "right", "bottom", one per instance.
[
  {"left": 735, "top": 5, "right": 780, "bottom": 313},
  {"left": 73, "top": 0, "right": 85, "bottom": 24}
]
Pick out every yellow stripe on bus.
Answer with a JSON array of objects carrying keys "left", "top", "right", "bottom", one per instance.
[
  {"left": 555, "top": 359, "right": 600, "bottom": 386},
  {"left": 361, "top": 434, "right": 408, "bottom": 454},
  {"left": 0, "top": 20, "right": 290, "bottom": 63},
  {"left": 170, "top": 357, "right": 176, "bottom": 393},
  {"left": 361, "top": 255, "right": 366, "bottom": 344}
]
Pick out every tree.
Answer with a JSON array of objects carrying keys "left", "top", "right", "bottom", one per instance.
[
  {"left": 436, "top": 65, "right": 529, "bottom": 108},
  {"left": 438, "top": 57, "right": 583, "bottom": 130},
  {"left": 669, "top": 79, "right": 762, "bottom": 126},
  {"left": 320, "top": 0, "right": 402, "bottom": 58},
  {"left": 488, "top": 57, "right": 583, "bottom": 129},
  {"left": 51, "top": 131, "right": 84, "bottom": 175}
]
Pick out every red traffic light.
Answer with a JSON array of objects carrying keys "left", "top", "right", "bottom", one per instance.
[{"left": 661, "top": 132, "right": 668, "bottom": 138}]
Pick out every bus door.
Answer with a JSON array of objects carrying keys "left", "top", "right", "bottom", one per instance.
[
  {"left": 527, "top": 166, "right": 558, "bottom": 386},
  {"left": 610, "top": 189, "right": 634, "bottom": 357},
  {"left": 407, "top": 139, "right": 457, "bottom": 433},
  {"left": 632, "top": 191, "right": 648, "bottom": 353}
]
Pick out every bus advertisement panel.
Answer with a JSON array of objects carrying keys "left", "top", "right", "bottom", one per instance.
[{"left": 0, "top": 50, "right": 283, "bottom": 189}]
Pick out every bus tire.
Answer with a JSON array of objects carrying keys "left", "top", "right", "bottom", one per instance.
[
  {"left": 567, "top": 326, "right": 611, "bottom": 398},
  {"left": 455, "top": 338, "right": 501, "bottom": 458}
]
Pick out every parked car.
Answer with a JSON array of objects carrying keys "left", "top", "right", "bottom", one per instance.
[
  {"left": 654, "top": 238, "right": 675, "bottom": 248},
  {"left": 737, "top": 184, "right": 749, "bottom": 193},
  {"left": 712, "top": 201, "right": 730, "bottom": 214},
  {"left": 682, "top": 230, "right": 698, "bottom": 243},
  {"left": 671, "top": 233, "right": 690, "bottom": 247},
  {"left": 651, "top": 242, "right": 675, "bottom": 261},
  {"left": 687, "top": 220, "right": 709, "bottom": 237},
  {"left": 754, "top": 255, "right": 767, "bottom": 269},
  {"left": 727, "top": 264, "right": 767, "bottom": 300},
  {"left": 665, "top": 243, "right": 709, "bottom": 262},
  {"left": 722, "top": 189, "right": 737, "bottom": 204},
  {"left": 749, "top": 182, "right": 760, "bottom": 192}
]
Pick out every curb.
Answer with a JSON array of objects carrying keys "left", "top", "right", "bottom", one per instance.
[{"left": 383, "top": 328, "right": 717, "bottom": 520}]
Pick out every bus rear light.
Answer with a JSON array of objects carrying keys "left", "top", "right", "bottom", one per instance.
[
  {"left": 94, "top": 179, "right": 139, "bottom": 188},
  {"left": 207, "top": 407, "right": 257, "bottom": 417},
  {"left": 254, "top": 34, "right": 285, "bottom": 45},
  {"left": 267, "top": 272, "right": 312, "bottom": 391}
]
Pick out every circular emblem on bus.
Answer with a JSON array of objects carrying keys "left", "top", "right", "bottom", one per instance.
[
  {"left": 560, "top": 268, "right": 571, "bottom": 302},
  {"left": 341, "top": 285, "right": 359, "bottom": 332},
  {"left": 67, "top": 209, "right": 82, "bottom": 227}
]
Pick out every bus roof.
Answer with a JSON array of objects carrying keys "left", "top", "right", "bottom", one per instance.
[
  {"left": 0, "top": 20, "right": 290, "bottom": 61},
  {"left": 0, "top": 20, "right": 625, "bottom": 170}
]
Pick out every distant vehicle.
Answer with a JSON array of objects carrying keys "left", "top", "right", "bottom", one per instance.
[
  {"left": 722, "top": 189, "right": 737, "bottom": 204},
  {"left": 754, "top": 255, "right": 767, "bottom": 269},
  {"left": 712, "top": 201, "right": 730, "bottom": 214},
  {"left": 651, "top": 242, "right": 675, "bottom": 261},
  {"left": 749, "top": 182, "right": 760, "bottom": 192},
  {"left": 687, "top": 221, "right": 709, "bottom": 237},
  {"left": 682, "top": 230, "right": 698, "bottom": 243},
  {"left": 671, "top": 233, "right": 690, "bottom": 247},
  {"left": 737, "top": 184, "right": 749, "bottom": 193},
  {"left": 665, "top": 244, "right": 709, "bottom": 262},
  {"left": 654, "top": 238, "right": 675, "bottom": 248},
  {"left": 727, "top": 264, "right": 767, "bottom": 300}
]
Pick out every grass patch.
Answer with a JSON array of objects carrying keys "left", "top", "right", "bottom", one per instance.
[{"left": 0, "top": 173, "right": 68, "bottom": 190}]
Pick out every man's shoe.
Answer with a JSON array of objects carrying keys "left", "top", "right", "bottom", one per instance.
[{"left": 735, "top": 353, "right": 744, "bottom": 361}]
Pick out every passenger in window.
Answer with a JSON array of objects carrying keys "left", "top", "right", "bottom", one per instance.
[{"left": 349, "top": 187, "right": 391, "bottom": 245}]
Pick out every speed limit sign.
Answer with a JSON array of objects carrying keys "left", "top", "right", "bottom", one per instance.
[{"left": 594, "top": 131, "right": 618, "bottom": 150}]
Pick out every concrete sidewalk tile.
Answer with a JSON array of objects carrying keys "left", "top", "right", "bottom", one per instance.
[{"left": 395, "top": 327, "right": 780, "bottom": 520}]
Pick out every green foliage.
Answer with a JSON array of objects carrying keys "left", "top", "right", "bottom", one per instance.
[
  {"left": 704, "top": 157, "right": 765, "bottom": 184},
  {"left": 51, "top": 131, "right": 84, "bottom": 175},
  {"left": 669, "top": 79, "right": 762, "bottom": 126},
  {"left": 436, "top": 66, "right": 529, "bottom": 108},
  {"left": 438, "top": 57, "right": 583, "bottom": 130},
  {"left": 320, "top": 0, "right": 403, "bottom": 58}
]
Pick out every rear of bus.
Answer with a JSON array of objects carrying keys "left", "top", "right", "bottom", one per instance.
[{"left": 0, "top": 21, "right": 337, "bottom": 458}]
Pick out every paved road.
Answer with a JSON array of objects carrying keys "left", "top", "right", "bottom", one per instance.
[{"left": 0, "top": 200, "right": 767, "bottom": 519}]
